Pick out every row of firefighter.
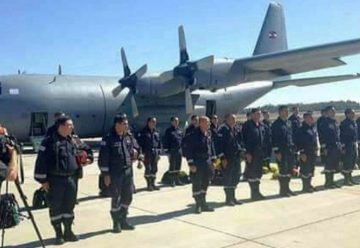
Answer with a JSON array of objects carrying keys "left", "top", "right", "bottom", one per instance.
[{"left": 30, "top": 105, "right": 359, "bottom": 243}]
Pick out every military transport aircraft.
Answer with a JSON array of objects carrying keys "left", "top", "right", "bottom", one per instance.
[{"left": 1, "top": 2, "right": 360, "bottom": 146}]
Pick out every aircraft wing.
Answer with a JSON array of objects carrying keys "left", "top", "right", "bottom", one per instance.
[
  {"left": 273, "top": 73, "right": 360, "bottom": 89},
  {"left": 231, "top": 38, "right": 360, "bottom": 78}
]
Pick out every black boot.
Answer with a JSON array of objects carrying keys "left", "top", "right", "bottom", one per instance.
[
  {"left": 201, "top": 194, "right": 214, "bottom": 212},
  {"left": 63, "top": 219, "right": 78, "bottom": 242},
  {"left": 169, "top": 173, "right": 176, "bottom": 187},
  {"left": 343, "top": 173, "right": 353, "bottom": 186},
  {"left": 302, "top": 177, "right": 314, "bottom": 193},
  {"left": 52, "top": 223, "right": 64, "bottom": 245},
  {"left": 250, "top": 182, "right": 264, "bottom": 201},
  {"left": 279, "top": 178, "right": 290, "bottom": 197},
  {"left": 194, "top": 196, "right": 202, "bottom": 214},
  {"left": 286, "top": 177, "right": 297, "bottom": 196},
  {"left": 324, "top": 173, "right": 333, "bottom": 189},
  {"left": 152, "top": 177, "right": 160, "bottom": 190},
  {"left": 175, "top": 173, "right": 184, "bottom": 186},
  {"left": 146, "top": 177, "right": 153, "bottom": 191},
  {"left": 349, "top": 173, "right": 359, "bottom": 185},
  {"left": 119, "top": 208, "right": 135, "bottom": 230},
  {"left": 111, "top": 212, "right": 121, "bottom": 233},
  {"left": 331, "top": 172, "right": 342, "bottom": 188},
  {"left": 231, "top": 188, "right": 244, "bottom": 205},
  {"left": 225, "top": 189, "right": 235, "bottom": 206}
]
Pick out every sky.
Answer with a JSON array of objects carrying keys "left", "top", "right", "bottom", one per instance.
[{"left": 0, "top": 0, "right": 359, "bottom": 106}]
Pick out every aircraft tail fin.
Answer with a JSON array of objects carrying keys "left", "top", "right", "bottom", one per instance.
[{"left": 253, "top": 2, "right": 288, "bottom": 56}]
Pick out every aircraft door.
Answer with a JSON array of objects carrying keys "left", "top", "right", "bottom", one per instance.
[
  {"left": 205, "top": 100, "right": 217, "bottom": 117},
  {"left": 29, "top": 112, "right": 48, "bottom": 136}
]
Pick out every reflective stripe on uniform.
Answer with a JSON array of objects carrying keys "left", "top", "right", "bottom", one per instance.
[
  {"left": 100, "top": 167, "right": 109, "bottom": 172},
  {"left": 192, "top": 191, "right": 202, "bottom": 196},
  {"left": 111, "top": 206, "right": 121, "bottom": 212},
  {"left": 120, "top": 204, "right": 129, "bottom": 209},
  {"left": 35, "top": 173, "right": 47, "bottom": 179},
  {"left": 50, "top": 214, "right": 63, "bottom": 222},
  {"left": 63, "top": 213, "right": 74, "bottom": 219}
]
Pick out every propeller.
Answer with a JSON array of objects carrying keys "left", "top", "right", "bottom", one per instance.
[
  {"left": 112, "top": 48, "right": 147, "bottom": 118},
  {"left": 58, "top": 65, "right": 62, "bottom": 75},
  {"left": 160, "top": 25, "right": 214, "bottom": 115}
]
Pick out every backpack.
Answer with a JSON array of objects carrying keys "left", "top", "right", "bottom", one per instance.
[
  {"left": 32, "top": 188, "right": 48, "bottom": 210},
  {"left": 0, "top": 193, "right": 20, "bottom": 229}
]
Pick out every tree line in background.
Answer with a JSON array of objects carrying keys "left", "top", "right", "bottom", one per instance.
[{"left": 241, "top": 100, "right": 360, "bottom": 114}]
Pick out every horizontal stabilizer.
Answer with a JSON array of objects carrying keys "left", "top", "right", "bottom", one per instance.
[
  {"left": 273, "top": 73, "right": 360, "bottom": 89},
  {"left": 232, "top": 38, "right": 360, "bottom": 78}
]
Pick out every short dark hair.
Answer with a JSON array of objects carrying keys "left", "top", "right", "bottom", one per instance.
[
  {"left": 251, "top": 108, "right": 260, "bottom": 114},
  {"left": 170, "top": 116, "right": 179, "bottom": 122},
  {"left": 191, "top": 115, "right": 198, "bottom": 121},
  {"left": 54, "top": 112, "right": 65, "bottom": 118},
  {"left": 210, "top": 114, "right": 218, "bottom": 120},
  {"left": 113, "top": 113, "right": 127, "bottom": 124},
  {"left": 291, "top": 106, "right": 299, "bottom": 111},
  {"left": 246, "top": 112, "right": 251, "bottom": 117},
  {"left": 303, "top": 111, "right": 313, "bottom": 118},
  {"left": 324, "top": 106, "right": 335, "bottom": 112},
  {"left": 147, "top": 117, "right": 156, "bottom": 123},
  {"left": 278, "top": 105, "right": 288, "bottom": 112},
  {"left": 56, "top": 115, "right": 72, "bottom": 127},
  {"left": 345, "top": 108, "right": 354, "bottom": 115}
]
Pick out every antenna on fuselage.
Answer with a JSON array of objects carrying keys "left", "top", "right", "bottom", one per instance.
[{"left": 58, "top": 65, "right": 62, "bottom": 75}]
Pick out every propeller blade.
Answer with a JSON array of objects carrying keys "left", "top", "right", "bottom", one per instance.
[
  {"left": 134, "top": 64, "right": 148, "bottom": 79},
  {"left": 159, "top": 70, "right": 174, "bottom": 82},
  {"left": 178, "top": 25, "right": 189, "bottom": 64},
  {"left": 195, "top": 55, "right": 214, "bottom": 71},
  {"left": 185, "top": 88, "right": 193, "bottom": 115},
  {"left": 130, "top": 94, "right": 139, "bottom": 118},
  {"left": 115, "top": 87, "right": 131, "bottom": 111},
  {"left": 112, "top": 85, "right": 123, "bottom": 97},
  {"left": 121, "top": 47, "right": 131, "bottom": 77},
  {"left": 58, "top": 64, "right": 62, "bottom": 75}
]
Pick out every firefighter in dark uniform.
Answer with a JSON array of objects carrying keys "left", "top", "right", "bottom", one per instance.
[
  {"left": 294, "top": 111, "right": 318, "bottom": 193},
  {"left": 321, "top": 106, "right": 342, "bottom": 189},
  {"left": 243, "top": 108, "right": 266, "bottom": 201},
  {"left": 45, "top": 112, "right": 66, "bottom": 137},
  {"left": 357, "top": 117, "right": 360, "bottom": 165},
  {"left": 262, "top": 110, "right": 272, "bottom": 171},
  {"left": 34, "top": 116, "right": 79, "bottom": 244},
  {"left": 185, "top": 115, "right": 199, "bottom": 136},
  {"left": 210, "top": 115, "right": 219, "bottom": 138},
  {"left": 340, "top": 108, "right": 359, "bottom": 186},
  {"left": 217, "top": 114, "right": 244, "bottom": 206},
  {"left": 289, "top": 106, "right": 301, "bottom": 139},
  {"left": 241, "top": 111, "right": 253, "bottom": 180},
  {"left": 289, "top": 106, "right": 301, "bottom": 169},
  {"left": 137, "top": 117, "right": 162, "bottom": 191},
  {"left": 163, "top": 116, "right": 184, "bottom": 187},
  {"left": 272, "top": 105, "right": 297, "bottom": 197},
  {"left": 317, "top": 108, "right": 327, "bottom": 165},
  {"left": 98, "top": 114, "right": 140, "bottom": 233},
  {"left": 184, "top": 116, "right": 216, "bottom": 214}
]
